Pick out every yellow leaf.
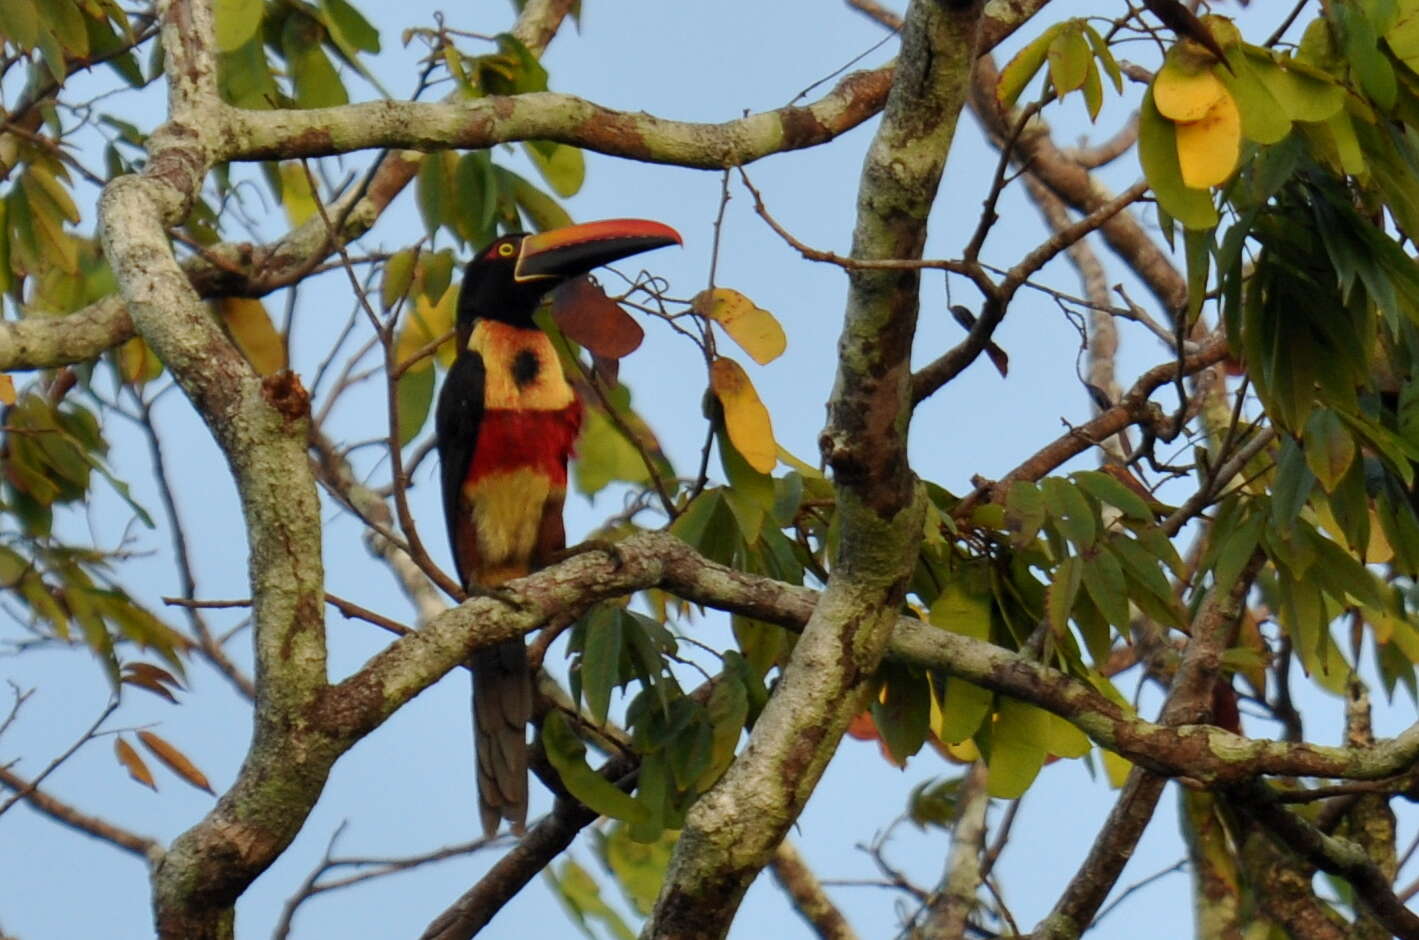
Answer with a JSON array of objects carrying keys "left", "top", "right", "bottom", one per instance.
[
  {"left": 0, "top": 374, "right": 14, "bottom": 405},
  {"left": 1175, "top": 90, "right": 1241, "bottom": 188},
  {"left": 216, "top": 297, "right": 285, "bottom": 375},
  {"left": 137, "top": 730, "right": 215, "bottom": 794},
  {"left": 1101, "top": 748, "right": 1132, "bottom": 788},
  {"left": 277, "top": 161, "right": 318, "bottom": 229},
  {"left": 1153, "top": 60, "right": 1226, "bottom": 122},
  {"left": 114, "top": 736, "right": 156, "bottom": 790},
  {"left": 117, "top": 336, "right": 163, "bottom": 384},
  {"left": 709, "top": 356, "right": 776, "bottom": 474},
  {"left": 694, "top": 288, "right": 786, "bottom": 366},
  {"left": 943, "top": 738, "right": 979, "bottom": 762},
  {"left": 394, "top": 287, "right": 457, "bottom": 371}
]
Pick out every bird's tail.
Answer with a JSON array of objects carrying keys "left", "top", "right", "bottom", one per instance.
[{"left": 472, "top": 637, "right": 531, "bottom": 836}]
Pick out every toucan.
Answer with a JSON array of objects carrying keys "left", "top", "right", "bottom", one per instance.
[{"left": 436, "top": 218, "right": 681, "bottom": 835}]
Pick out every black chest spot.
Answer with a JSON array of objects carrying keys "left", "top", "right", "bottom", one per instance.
[{"left": 512, "top": 348, "right": 540, "bottom": 388}]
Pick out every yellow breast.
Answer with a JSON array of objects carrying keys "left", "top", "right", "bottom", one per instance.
[{"left": 468, "top": 320, "right": 574, "bottom": 411}]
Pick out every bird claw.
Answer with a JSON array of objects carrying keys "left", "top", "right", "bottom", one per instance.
[{"left": 550, "top": 538, "right": 624, "bottom": 570}]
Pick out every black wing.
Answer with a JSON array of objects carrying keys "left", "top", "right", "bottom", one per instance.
[{"left": 435, "top": 349, "right": 486, "bottom": 587}]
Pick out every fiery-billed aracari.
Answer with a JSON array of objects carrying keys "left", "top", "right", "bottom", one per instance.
[{"left": 436, "top": 218, "right": 680, "bottom": 835}]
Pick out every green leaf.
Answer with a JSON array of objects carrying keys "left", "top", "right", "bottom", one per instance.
[
  {"left": 1217, "top": 49, "right": 1291, "bottom": 144},
  {"left": 0, "top": 0, "right": 41, "bottom": 49},
  {"left": 985, "top": 697, "right": 1049, "bottom": 799},
  {"left": 39, "top": 0, "right": 87, "bottom": 57},
  {"left": 1303, "top": 409, "right": 1357, "bottom": 493},
  {"left": 579, "top": 605, "right": 623, "bottom": 726},
  {"left": 1047, "top": 712, "right": 1091, "bottom": 759},
  {"left": 381, "top": 248, "right": 416, "bottom": 312},
  {"left": 601, "top": 823, "right": 674, "bottom": 917},
  {"left": 545, "top": 859, "right": 636, "bottom": 940},
  {"left": 285, "top": 15, "right": 349, "bottom": 109},
  {"left": 543, "top": 711, "right": 651, "bottom": 824},
  {"left": 395, "top": 362, "right": 434, "bottom": 446},
  {"left": 668, "top": 489, "right": 738, "bottom": 564},
  {"left": 1082, "top": 548, "right": 1131, "bottom": 631},
  {"left": 523, "top": 140, "right": 585, "bottom": 198},
  {"left": 1139, "top": 87, "right": 1219, "bottom": 230},
  {"left": 1083, "top": 23, "right": 1123, "bottom": 92},
  {"left": 321, "top": 0, "right": 379, "bottom": 53},
  {"left": 507, "top": 169, "right": 574, "bottom": 233},
  {"left": 1339, "top": 3, "right": 1397, "bottom": 110},
  {"left": 1247, "top": 51, "right": 1346, "bottom": 122},
  {"left": 214, "top": 0, "right": 263, "bottom": 52},
  {"left": 573, "top": 406, "right": 650, "bottom": 497},
  {"left": 1046, "top": 554, "right": 1083, "bottom": 637},
  {"left": 871, "top": 663, "right": 931, "bottom": 764},
  {"left": 454, "top": 151, "right": 498, "bottom": 246},
  {"left": 700, "top": 673, "right": 747, "bottom": 789},
  {"left": 1046, "top": 24, "right": 1091, "bottom": 99},
  {"left": 1212, "top": 507, "right": 1264, "bottom": 595},
  {"left": 1005, "top": 480, "right": 1047, "bottom": 547},
  {"left": 1070, "top": 470, "right": 1153, "bottom": 522},
  {"left": 1041, "top": 477, "right": 1097, "bottom": 548},
  {"left": 996, "top": 23, "right": 1060, "bottom": 110}
]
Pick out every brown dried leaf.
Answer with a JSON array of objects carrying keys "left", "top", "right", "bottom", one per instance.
[
  {"left": 0, "top": 374, "right": 14, "bottom": 406},
  {"left": 552, "top": 276, "right": 644, "bottom": 359},
  {"left": 137, "top": 730, "right": 215, "bottom": 794},
  {"left": 114, "top": 736, "right": 156, "bottom": 790},
  {"left": 121, "top": 673, "right": 179, "bottom": 704}
]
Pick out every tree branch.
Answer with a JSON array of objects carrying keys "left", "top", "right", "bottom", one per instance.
[{"left": 769, "top": 839, "right": 859, "bottom": 940}]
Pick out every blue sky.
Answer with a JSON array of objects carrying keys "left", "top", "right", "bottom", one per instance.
[{"left": 1, "top": 2, "right": 1401, "bottom": 938}]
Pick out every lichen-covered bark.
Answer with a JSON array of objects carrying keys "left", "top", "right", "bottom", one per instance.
[{"left": 644, "top": 2, "right": 984, "bottom": 936}]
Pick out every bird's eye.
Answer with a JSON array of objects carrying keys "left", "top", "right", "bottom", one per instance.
[{"left": 497, "top": 242, "right": 516, "bottom": 257}]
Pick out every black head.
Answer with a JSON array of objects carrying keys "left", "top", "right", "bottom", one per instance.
[{"left": 455, "top": 219, "right": 682, "bottom": 343}]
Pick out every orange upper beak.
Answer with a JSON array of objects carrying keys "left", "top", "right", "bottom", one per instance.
[{"left": 514, "top": 219, "right": 682, "bottom": 283}]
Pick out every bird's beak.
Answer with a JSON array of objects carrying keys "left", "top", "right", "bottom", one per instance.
[{"left": 514, "top": 219, "right": 682, "bottom": 283}]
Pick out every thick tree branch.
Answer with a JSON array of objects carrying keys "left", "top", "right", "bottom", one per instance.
[
  {"left": 643, "top": 1, "right": 982, "bottom": 934},
  {"left": 969, "top": 56, "right": 1187, "bottom": 312},
  {"left": 100, "top": 3, "right": 330, "bottom": 937},
  {"left": 1229, "top": 780, "right": 1419, "bottom": 940}
]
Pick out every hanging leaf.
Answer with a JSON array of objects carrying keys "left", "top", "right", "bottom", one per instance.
[
  {"left": 0, "top": 374, "right": 14, "bottom": 406},
  {"left": 215, "top": 297, "right": 285, "bottom": 375},
  {"left": 692, "top": 288, "right": 787, "bottom": 366},
  {"left": 1153, "top": 59, "right": 1226, "bottom": 122},
  {"left": 114, "top": 736, "right": 156, "bottom": 790},
  {"left": 137, "top": 731, "right": 215, "bottom": 794},
  {"left": 1046, "top": 23, "right": 1092, "bottom": 100},
  {"left": 552, "top": 276, "right": 644, "bottom": 359},
  {"left": 395, "top": 365, "right": 434, "bottom": 447},
  {"left": 579, "top": 606, "right": 623, "bottom": 726},
  {"left": 381, "top": 248, "right": 416, "bottom": 312},
  {"left": 709, "top": 356, "right": 777, "bottom": 474},
  {"left": 1175, "top": 88, "right": 1241, "bottom": 188},
  {"left": 523, "top": 140, "right": 585, "bottom": 198},
  {"left": 117, "top": 336, "right": 163, "bottom": 384},
  {"left": 543, "top": 711, "right": 652, "bottom": 824},
  {"left": 214, "top": 0, "right": 263, "bottom": 52},
  {"left": 1139, "top": 88, "right": 1219, "bottom": 229},
  {"left": 985, "top": 697, "right": 1050, "bottom": 799},
  {"left": 276, "top": 161, "right": 318, "bottom": 228},
  {"left": 996, "top": 23, "right": 1061, "bottom": 110}
]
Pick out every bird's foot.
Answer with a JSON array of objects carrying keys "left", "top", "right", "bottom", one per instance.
[
  {"left": 549, "top": 538, "right": 624, "bottom": 570},
  {"left": 465, "top": 582, "right": 528, "bottom": 612}
]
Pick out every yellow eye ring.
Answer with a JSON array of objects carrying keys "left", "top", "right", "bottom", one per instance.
[{"left": 497, "top": 242, "right": 516, "bottom": 257}]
